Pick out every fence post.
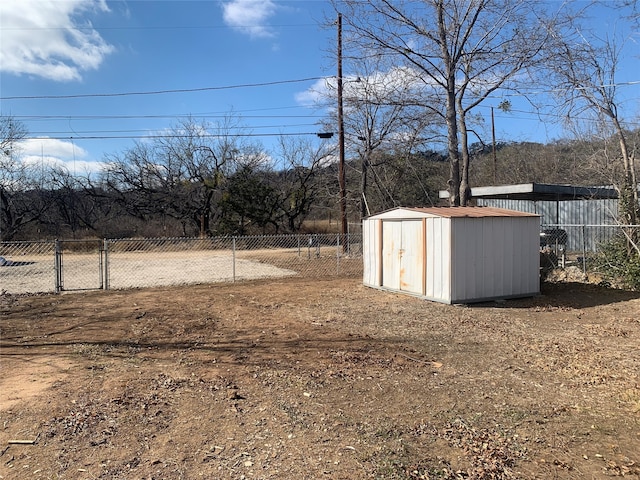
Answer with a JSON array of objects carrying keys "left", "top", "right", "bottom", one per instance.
[
  {"left": 103, "top": 239, "right": 110, "bottom": 290},
  {"left": 98, "top": 239, "right": 104, "bottom": 289},
  {"left": 336, "top": 233, "right": 340, "bottom": 274},
  {"left": 232, "top": 237, "right": 236, "bottom": 282},
  {"left": 346, "top": 222, "right": 350, "bottom": 256},
  {"left": 582, "top": 224, "right": 587, "bottom": 276},
  {"left": 54, "top": 239, "right": 62, "bottom": 293}
]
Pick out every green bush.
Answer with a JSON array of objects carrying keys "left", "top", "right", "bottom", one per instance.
[{"left": 592, "top": 236, "right": 640, "bottom": 291}]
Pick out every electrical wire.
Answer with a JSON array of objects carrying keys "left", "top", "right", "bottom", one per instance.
[
  {"left": 14, "top": 113, "right": 322, "bottom": 120},
  {"left": 0, "top": 77, "right": 326, "bottom": 101},
  {"left": 0, "top": 23, "right": 318, "bottom": 32},
  {"left": 27, "top": 122, "right": 321, "bottom": 135},
  {"left": 24, "top": 131, "right": 326, "bottom": 141}
]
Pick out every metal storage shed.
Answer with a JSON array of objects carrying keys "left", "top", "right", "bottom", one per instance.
[{"left": 363, "top": 206, "right": 541, "bottom": 304}]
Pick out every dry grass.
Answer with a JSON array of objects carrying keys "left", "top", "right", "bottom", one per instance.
[{"left": 1, "top": 277, "right": 639, "bottom": 479}]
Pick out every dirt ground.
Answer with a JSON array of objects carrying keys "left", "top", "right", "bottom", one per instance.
[{"left": 1, "top": 277, "right": 639, "bottom": 479}]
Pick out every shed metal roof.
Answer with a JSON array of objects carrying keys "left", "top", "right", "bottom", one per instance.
[
  {"left": 438, "top": 183, "right": 619, "bottom": 201},
  {"left": 368, "top": 206, "right": 539, "bottom": 219}
]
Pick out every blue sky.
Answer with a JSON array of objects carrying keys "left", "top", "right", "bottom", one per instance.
[
  {"left": 1, "top": 0, "right": 335, "bottom": 175},
  {"left": 1, "top": 0, "right": 639, "bottom": 177}
]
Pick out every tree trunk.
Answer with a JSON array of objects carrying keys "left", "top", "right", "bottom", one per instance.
[
  {"left": 360, "top": 153, "right": 369, "bottom": 219},
  {"left": 457, "top": 98, "right": 472, "bottom": 206},
  {"left": 446, "top": 89, "right": 461, "bottom": 206},
  {"left": 437, "top": 2, "right": 461, "bottom": 207},
  {"left": 612, "top": 117, "right": 639, "bottom": 227}
]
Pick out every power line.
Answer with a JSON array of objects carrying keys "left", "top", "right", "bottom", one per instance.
[
  {"left": 24, "top": 131, "right": 327, "bottom": 141},
  {"left": 27, "top": 123, "right": 321, "bottom": 135},
  {"left": 5, "top": 73, "right": 635, "bottom": 103},
  {"left": 11, "top": 112, "right": 325, "bottom": 122},
  {"left": 0, "top": 77, "right": 325, "bottom": 101},
  {"left": 0, "top": 23, "right": 318, "bottom": 32},
  {"left": 476, "top": 104, "right": 640, "bottom": 128}
]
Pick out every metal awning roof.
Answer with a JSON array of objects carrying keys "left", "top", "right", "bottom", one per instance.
[{"left": 438, "top": 183, "right": 619, "bottom": 201}]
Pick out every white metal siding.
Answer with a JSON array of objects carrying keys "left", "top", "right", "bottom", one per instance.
[
  {"left": 425, "top": 217, "right": 451, "bottom": 302},
  {"left": 382, "top": 221, "right": 402, "bottom": 290},
  {"left": 450, "top": 219, "right": 480, "bottom": 301},
  {"left": 495, "top": 218, "right": 509, "bottom": 298},
  {"left": 520, "top": 218, "right": 541, "bottom": 294},
  {"left": 364, "top": 207, "right": 540, "bottom": 304},
  {"left": 450, "top": 217, "right": 539, "bottom": 302},
  {"left": 362, "top": 219, "right": 381, "bottom": 286}
]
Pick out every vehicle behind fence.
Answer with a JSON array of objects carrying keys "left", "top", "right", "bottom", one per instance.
[
  {"left": 0, "top": 234, "right": 363, "bottom": 294},
  {"left": 540, "top": 224, "right": 639, "bottom": 272}
]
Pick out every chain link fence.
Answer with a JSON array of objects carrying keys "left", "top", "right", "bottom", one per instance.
[
  {"left": 1, "top": 234, "right": 363, "bottom": 294},
  {"left": 3, "top": 226, "right": 638, "bottom": 295},
  {"left": 0, "top": 241, "right": 56, "bottom": 294},
  {"left": 540, "top": 224, "right": 639, "bottom": 272}
]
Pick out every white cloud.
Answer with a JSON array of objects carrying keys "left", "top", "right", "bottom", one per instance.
[
  {"left": 20, "top": 138, "right": 105, "bottom": 176},
  {"left": 0, "top": 0, "right": 114, "bottom": 81},
  {"left": 295, "top": 68, "right": 436, "bottom": 108},
  {"left": 221, "top": 0, "right": 278, "bottom": 39},
  {"left": 295, "top": 78, "right": 330, "bottom": 106},
  {"left": 22, "top": 138, "right": 88, "bottom": 160},
  {"left": 295, "top": 75, "right": 368, "bottom": 108}
]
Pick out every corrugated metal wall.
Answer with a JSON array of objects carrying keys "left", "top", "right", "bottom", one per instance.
[
  {"left": 476, "top": 198, "right": 617, "bottom": 224},
  {"left": 425, "top": 217, "right": 451, "bottom": 303},
  {"left": 450, "top": 217, "right": 539, "bottom": 303},
  {"left": 477, "top": 198, "right": 619, "bottom": 251},
  {"left": 362, "top": 218, "right": 381, "bottom": 286}
]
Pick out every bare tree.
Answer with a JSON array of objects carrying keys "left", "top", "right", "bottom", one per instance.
[
  {"left": 1, "top": 117, "right": 27, "bottom": 239},
  {"left": 344, "top": 63, "right": 439, "bottom": 217},
  {"left": 44, "top": 166, "right": 116, "bottom": 238},
  {"left": 217, "top": 136, "right": 330, "bottom": 234},
  {"left": 102, "top": 117, "right": 259, "bottom": 237},
  {"left": 545, "top": 17, "right": 639, "bottom": 227},
  {"left": 0, "top": 116, "right": 54, "bottom": 240},
  {"left": 332, "top": 0, "right": 555, "bottom": 205},
  {"left": 0, "top": 116, "right": 27, "bottom": 159},
  {"left": 272, "top": 136, "right": 333, "bottom": 232}
]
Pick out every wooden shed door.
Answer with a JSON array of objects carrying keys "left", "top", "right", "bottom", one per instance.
[{"left": 382, "top": 220, "right": 424, "bottom": 294}]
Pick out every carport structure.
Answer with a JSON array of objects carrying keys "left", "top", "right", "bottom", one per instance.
[
  {"left": 438, "top": 182, "right": 619, "bottom": 224},
  {"left": 439, "top": 183, "right": 621, "bottom": 255}
]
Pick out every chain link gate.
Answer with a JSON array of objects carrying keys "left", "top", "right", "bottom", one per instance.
[{"left": 54, "top": 239, "right": 105, "bottom": 292}]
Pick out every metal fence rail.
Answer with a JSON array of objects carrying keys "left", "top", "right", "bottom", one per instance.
[
  {"left": 0, "top": 234, "right": 363, "bottom": 294},
  {"left": 2, "top": 226, "right": 637, "bottom": 295}
]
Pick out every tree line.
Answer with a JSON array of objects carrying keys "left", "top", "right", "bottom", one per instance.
[
  {"left": 1, "top": 114, "right": 450, "bottom": 240},
  {"left": 3, "top": 112, "right": 638, "bottom": 241}
]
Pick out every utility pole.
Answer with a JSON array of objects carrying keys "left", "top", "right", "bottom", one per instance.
[
  {"left": 337, "top": 13, "right": 348, "bottom": 246},
  {"left": 491, "top": 106, "right": 497, "bottom": 184}
]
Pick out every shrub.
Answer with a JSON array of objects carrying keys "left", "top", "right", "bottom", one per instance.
[{"left": 591, "top": 236, "right": 640, "bottom": 291}]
